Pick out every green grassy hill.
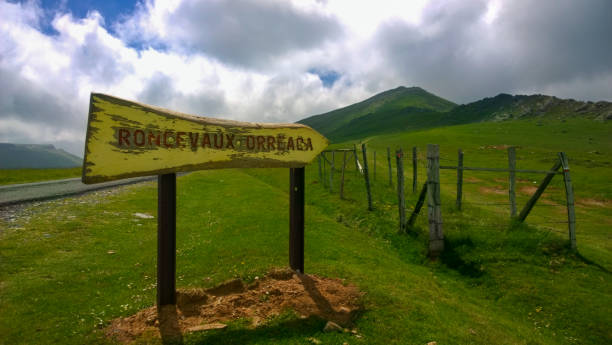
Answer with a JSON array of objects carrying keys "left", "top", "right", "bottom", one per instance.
[
  {"left": 300, "top": 88, "right": 612, "bottom": 142},
  {"left": 298, "top": 86, "right": 456, "bottom": 138},
  {"left": 1, "top": 117, "right": 610, "bottom": 344},
  {"left": 0, "top": 143, "right": 82, "bottom": 169}
]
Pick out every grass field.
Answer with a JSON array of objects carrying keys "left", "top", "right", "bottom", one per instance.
[
  {"left": 0, "top": 167, "right": 81, "bottom": 185},
  {"left": 0, "top": 119, "right": 610, "bottom": 344}
]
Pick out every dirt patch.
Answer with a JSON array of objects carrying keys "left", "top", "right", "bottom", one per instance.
[
  {"left": 105, "top": 268, "right": 363, "bottom": 343},
  {"left": 478, "top": 186, "right": 506, "bottom": 195},
  {"left": 465, "top": 176, "right": 483, "bottom": 183},
  {"left": 520, "top": 185, "right": 538, "bottom": 195},
  {"left": 577, "top": 198, "right": 611, "bottom": 208}
]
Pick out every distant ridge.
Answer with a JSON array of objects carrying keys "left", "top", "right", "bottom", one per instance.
[
  {"left": 0, "top": 143, "right": 82, "bottom": 169},
  {"left": 442, "top": 93, "right": 612, "bottom": 124},
  {"left": 299, "top": 87, "right": 612, "bottom": 142}
]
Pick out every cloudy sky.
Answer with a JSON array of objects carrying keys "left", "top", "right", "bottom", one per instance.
[{"left": 1, "top": 0, "right": 611, "bottom": 156}]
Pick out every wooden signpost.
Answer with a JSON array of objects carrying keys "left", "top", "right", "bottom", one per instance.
[{"left": 82, "top": 93, "right": 328, "bottom": 308}]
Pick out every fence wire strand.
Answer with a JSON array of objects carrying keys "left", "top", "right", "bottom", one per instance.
[{"left": 319, "top": 146, "right": 571, "bottom": 243}]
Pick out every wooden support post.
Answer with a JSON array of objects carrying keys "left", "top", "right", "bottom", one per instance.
[
  {"left": 289, "top": 167, "right": 305, "bottom": 273},
  {"left": 353, "top": 144, "right": 359, "bottom": 173},
  {"left": 318, "top": 154, "right": 322, "bottom": 183},
  {"left": 456, "top": 149, "right": 463, "bottom": 210},
  {"left": 408, "top": 183, "right": 428, "bottom": 227},
  {"left": 340, "top": 151, "right": 347, "bottom": 200},
  {"left": 396, "top": 149, "right": 406, "bottom": 232},
  {"left": 508, "top": 146, "right": 517, "bottom": 217},
  {"left": 427, "top": 144, "right": 444, "bottom": 258},
  {"left": 518, "top": 160, "right": 562, "bottom": 222},
  {"left": 387, "top": 147, "right": 393, "bottom": 187},
  {"left": 559, "top": 152, "right": 576, "bottom": 251},
  {"left": 157, "top": 173, "right": 176, "bottom": 308},
  {"left": 412, "top": 146, "right": 418, "bottom": 193},
  {"left": 373, "top": 151, "right": 376, "bottom": 181},
  {"left": 329, "top": 150, "right": 334, "bottom": 193},
  {"left": 362, "top": 144, "right": 373, "bottom": 211}
]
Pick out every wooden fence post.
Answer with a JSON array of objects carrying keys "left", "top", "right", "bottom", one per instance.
[
  {"left": 558, "top": 152, "right": 576, "bottom": 251},
  {"left": 396, "top": 149, "right": 406, "bottom": 233},
  {"left": 408, "top": 183, "right": 428, "bottom": 227},
  {"left": 412, "top": 147, "right": 418, "bottom": 193},
  {"left": 353, "top": 144, "right": 359, "bottom": 173},
  {"left": 456, "top": 149, "right": 463, "bottom": 210},
  {"left": 387, "top": 147, "right": 393, "bottom": 187},
  {"left": 362, "top": 144, "right": 373, "bottom": 211},
  {"left": 508, "top": 146, "right": 517, "bottom": 217},
  {"left": 329, "top": 150, "right": 334, "bottom": 193},
  {"left": 427, "top": 144, "right": 444, "bottom": 258},
  {"left": 518, "top": 160, "right": 562, "bottom": 222},
  {"left": 340, "top": 151, "right": 347, "bottom": 200}
]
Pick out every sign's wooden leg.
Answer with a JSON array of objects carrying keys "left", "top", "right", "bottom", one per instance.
[
  {"left": 157, "top": 173, "right": 176, "bottom": 308},
  {"left": 289, "top": 167, "right": 305, "bottom": 273}
]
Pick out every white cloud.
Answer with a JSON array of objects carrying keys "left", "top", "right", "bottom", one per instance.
[
  {"left": 0, "top": 0, "right": 611, "bottom": 156},
  {"left": 116, "top": 0, "right": 344, "bottom": 68}
]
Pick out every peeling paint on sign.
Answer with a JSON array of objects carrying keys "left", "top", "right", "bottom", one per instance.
[{"left": 82, "top": 93, "right": 328, "bottom": 184}]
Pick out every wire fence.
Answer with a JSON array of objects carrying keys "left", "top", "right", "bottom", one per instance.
[{"left": 317, "top": 144, "right": 576, "bottom": 253}]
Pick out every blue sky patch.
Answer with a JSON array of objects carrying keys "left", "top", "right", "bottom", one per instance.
[
  {"left": 33, "top": 0, "right": 137, "bottom": 34},
  {"left": 308, "top": 68, "right": 341, "bottom": 88}
]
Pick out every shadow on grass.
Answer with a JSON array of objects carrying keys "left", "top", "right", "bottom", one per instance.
[
  {"left": 184, "top": 315, "right": 328, "bottom": 345},
  {"left": 574, "top": 252, "right": 611, "bottom": 274},
  {"left": 439, "top": 237, "right": 485, "bottom": 278}
]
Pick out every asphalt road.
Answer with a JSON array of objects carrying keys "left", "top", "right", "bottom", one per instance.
[{"left": 0, "top": 176, "right": 157, "bottom": 207}]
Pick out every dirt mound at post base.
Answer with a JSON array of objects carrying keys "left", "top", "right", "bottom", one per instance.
[{"left": 106, "top": 268, "right": 363, "bottom": 343}]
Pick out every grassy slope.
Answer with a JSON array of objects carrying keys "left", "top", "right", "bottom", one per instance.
[
  {"left": 298, "top": 86, "right": 456, "bottom": 138},
  {"left": 1, "top": 119, "right": 610, "bottom": 344},
  {"left": 328, "top": 107, "right": 444, "bottom": 142},
  {"left": 0, "top": 167, "right": 81, "bottom": 185}
]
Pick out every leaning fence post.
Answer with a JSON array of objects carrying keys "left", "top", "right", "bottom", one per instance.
[
  {"left": 387, "top": 147, "right": 393, "bottom": 187},
  {"left": 427, "top": 144, "right": 444, "bottom": 258},
  {"left": 558, "top": 152, "right": 576, "bottom": 251},
  {"left": 408, "top": 183, "right": 428, "bottom": 227},
  {"left": 456, "top": 149, "right": 463, "bottom": 210},
  {"left": 508, "top": 146, "right": 517, "bottom": 217},
  {"left": 412, "top": 146, "right": 418, "bottom": 193},
  {"left": 396, "top": 149, "right": 406, "bottom": 233},
  {"left": 340, "top": 151, "right": 347, "bottom": 200},
  {"left": 362, "top": 144, "right": 373, "bottom": 211},
  {"left": 518, "top": 160, "right": 562, "bottom": 222}
]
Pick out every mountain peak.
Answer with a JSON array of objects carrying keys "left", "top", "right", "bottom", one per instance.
[{"left": 298, "top": 86, "right": 456, "bottom": 138}]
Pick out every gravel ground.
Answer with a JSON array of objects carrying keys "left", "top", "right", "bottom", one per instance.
[
  {"left": 0, "top": 182, "right": 154, "bottom": 234},
  {"left": 0, "top": 176, "right": 156, "bottom": 207}
]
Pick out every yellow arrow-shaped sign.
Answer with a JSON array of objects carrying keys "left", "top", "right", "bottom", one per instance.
[{"left": 82, "top": 93, "right": 328, "bottom": 184}]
